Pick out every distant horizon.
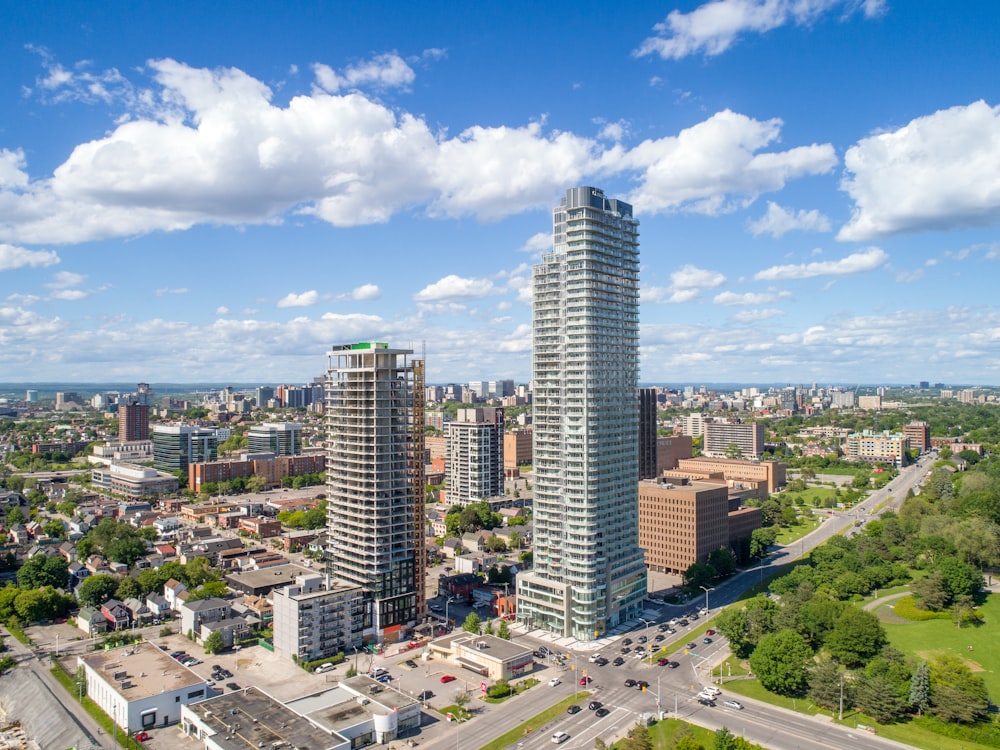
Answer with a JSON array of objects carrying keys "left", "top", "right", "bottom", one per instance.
[{"left": 2, "top": 380, "right": 996, "bottom": 398}]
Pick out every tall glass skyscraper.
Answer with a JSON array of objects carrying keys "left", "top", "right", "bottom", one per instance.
[{"left": 516, "top": 186, "right": 648, "bottom": 640}]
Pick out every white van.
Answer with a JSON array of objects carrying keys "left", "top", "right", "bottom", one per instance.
[{"left": 314, "top": 663, "right": 335, "bottom": 674}]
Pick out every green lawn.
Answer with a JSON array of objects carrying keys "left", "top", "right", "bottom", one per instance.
[
  {"left": 880, "top": 591, "right": 1000, "bottom": 700},
  {"left": 773, "top": 514, "right": 822, "bottom": 546}
]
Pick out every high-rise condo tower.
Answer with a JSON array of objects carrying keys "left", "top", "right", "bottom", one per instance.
[{"left": 516, "top": 186, "right": 647, "bottom": 640}]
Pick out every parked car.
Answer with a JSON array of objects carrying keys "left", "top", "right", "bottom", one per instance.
[
  {"left": 440, "top": 674, "right": 456, "bottom": 683},
  {"left": 226, "top": 682, "right": 241, "bottom": 690},
  {"left": 135, "top": 731, "right": 150, "bottom": 742},
  {"left": 417, "top": 690, "right": 434, "bottom": 701},
  {"left": 404, "top": 659, "right": 418, "bottom": 669}
]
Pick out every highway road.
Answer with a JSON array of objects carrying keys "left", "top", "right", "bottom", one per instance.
[{"left": 413, "top": 454, "right": 938, "bottom": 750}]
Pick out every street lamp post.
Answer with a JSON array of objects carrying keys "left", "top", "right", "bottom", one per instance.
[{"left": 699, "top": 585, "right": 714, "bottom": 613}]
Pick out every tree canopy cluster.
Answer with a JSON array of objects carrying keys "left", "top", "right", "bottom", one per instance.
[{"left": 718, "top": 451, "right": 1000, "bottom": 728}]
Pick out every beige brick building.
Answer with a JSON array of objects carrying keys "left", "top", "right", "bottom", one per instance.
[
  {"left": 676, "top": 456, "right": 785, "bottom": 495},
  {"left": 638, "top": 477, "right": 762, "bottom": 575}
]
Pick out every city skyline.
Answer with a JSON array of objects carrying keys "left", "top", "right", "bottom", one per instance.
[{"left": 2, "top": 2, "right": 1000, "bottom": 384}]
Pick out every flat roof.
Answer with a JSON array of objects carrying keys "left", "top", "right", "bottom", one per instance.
[
  {"left": 225, "top": 564, "right": 312, "bottom": 588},
  {"left": 186, "top": 686, "right": 342, "bottom": 750},
  {"left": 432, "top": 632, "right": 533, "bottom": 662},
  {"left": 79, "top": 642, "right": 204, "bottom": 701}
]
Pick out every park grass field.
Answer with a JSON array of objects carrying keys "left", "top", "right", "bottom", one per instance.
[{"left": 880, "top": 591, "right": 1000, "bottom": 700}]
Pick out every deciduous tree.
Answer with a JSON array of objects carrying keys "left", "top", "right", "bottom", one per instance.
[{"left": 749, "top": 629, "right": 812, "bottom": 696}]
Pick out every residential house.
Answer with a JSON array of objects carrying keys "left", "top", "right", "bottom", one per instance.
[
  {"left": 179, "top": 598, "right": 230, "bottom": 639},
  {"left": 124, "top": 597, "right": 153, "bottom": 625},
  {"left": 146, "top": 593, "right": 171, "bottom": 620},
  {"left": 100, "top": 599, "right": 131, "bottom": 630},
  {"left": 164, "top": 579, "right": 188, "bottom": 612},
  {"left": 77, "top": 606, "right": 109, "bottom": 636}
]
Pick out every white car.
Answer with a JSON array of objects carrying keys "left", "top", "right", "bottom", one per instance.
[
  {"left": 551, "top": 731, "right": 570, "bottom": 744},
  {"left": 703, "top": 686, "right": 721, "bottom": 696},
  {"left": 588, "top": 653, "right": 601, "bottom": 663},
  {"left": 548, "top": 678, "right": 561, "bottom": 687}
]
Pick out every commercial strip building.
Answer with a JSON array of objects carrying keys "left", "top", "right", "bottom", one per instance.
[
  {"left": 427, "top": 633, "right": 534, "bottom": 681},
  {"left": 638, "top": 477, "right": 763, "bottom": 575},
  {"left": 78, "top": 641, "right": 212, "bottom": 734},
  {"left": 325, "top": 342, "right": 426, "bottom": 642},
  {"left": 445, "top": 407, "right": 504, "bottom": 505},
  {"left": 517, "top": 186, "right": 647, "bottom": 640},
  {"left": 182, "top": 686, "right": 349, "bottom": 750}
]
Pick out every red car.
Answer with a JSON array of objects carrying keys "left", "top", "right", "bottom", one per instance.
[
  {"left": 579, "top": 676, "right": 592, "bottom": 685},
  {"left": 657, "top": 658, "right": 669, "bottom": 666},
  {"left": 440, "top": 674, "right": 456, "bottom": 683},
  {"left": 706, "top": 629, "right": 716, "bottom": 636},
  {"left": 135, "top": 732, "right": 150, "bottom": 742}
]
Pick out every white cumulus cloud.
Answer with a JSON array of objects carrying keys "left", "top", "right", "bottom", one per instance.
[
  {"left": 620, "top": 110, "right": 837, "bottom": 216},
  {"left": 348, "top": 283, "right": 381, "bottom": 301},
  {"left": 839, "top": 101, "right": 1000, "bottom": 241},
  {"left": 0, "top": 57, "right": 838, "bottom": 245},
  {"left": 748, "top": 201, "right": 832, "bottom": 237},
  {"left": 0, "top": 243, "right": 59, "bottom": 271},
  {"left": 755, "top": 247, "right": 888, "bottom": 280},
  {"left": 277, "top": 290, "right": 320, "bottom": 308},
  {"left": 414, "top": 275, "right": 496, "bottom": 302},
  {"left": 312, "top": 53, "right": 416, "bottom": 93},
  {"left": 635, "top": 0, "right": 885, "bottom": 61}
]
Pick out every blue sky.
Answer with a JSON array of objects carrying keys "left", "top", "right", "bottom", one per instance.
[{"left": 2, "top": 0, "right": 999, "bottom": 386}]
